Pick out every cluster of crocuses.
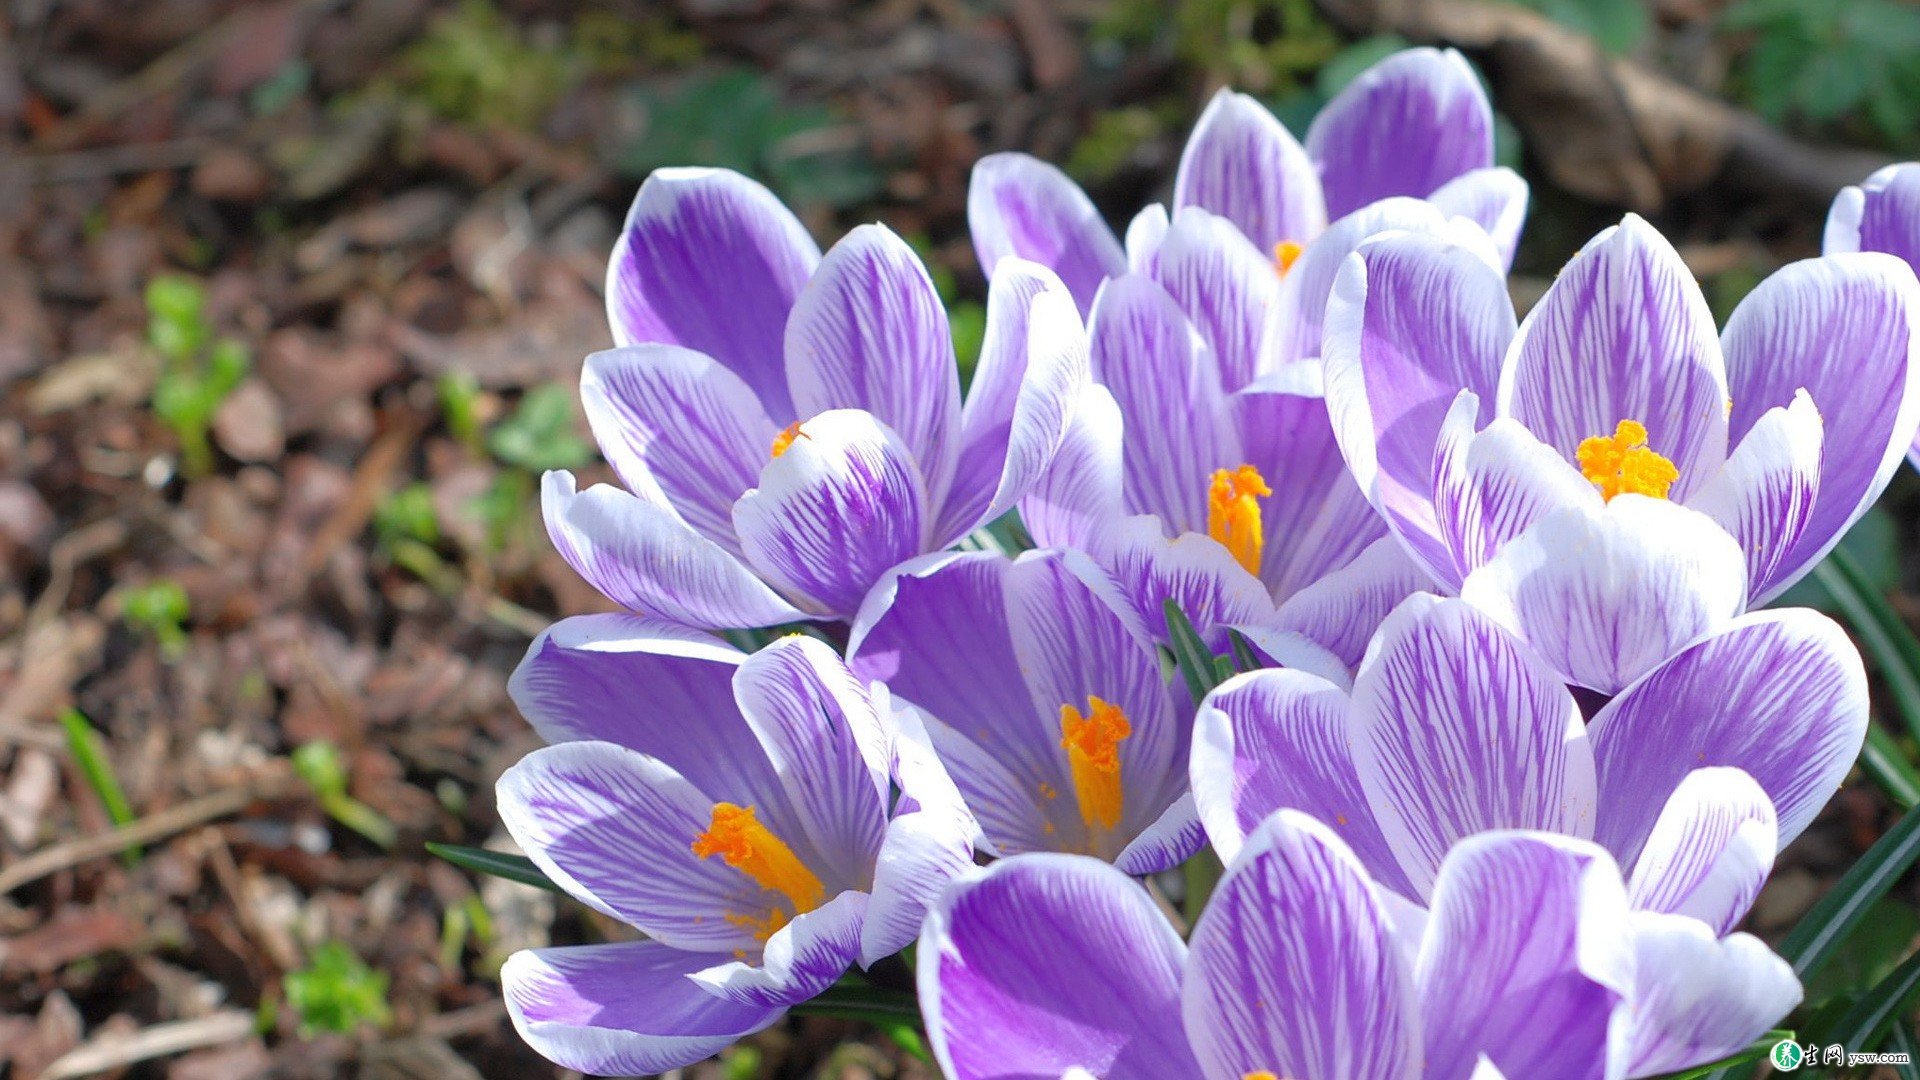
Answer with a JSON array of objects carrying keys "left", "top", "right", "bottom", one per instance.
[{"left": 488, "top": 47, "right": 1920, "bottom": 1079}]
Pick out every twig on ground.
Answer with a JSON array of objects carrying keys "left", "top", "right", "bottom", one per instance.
[{"left": 37, "top": 1010, "right": 256, "bottom": 1080}]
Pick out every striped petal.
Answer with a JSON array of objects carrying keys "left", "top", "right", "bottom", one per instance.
[
  {"left": 1184, "top": 811, "right": 1420, "bottom": 1080},
  {"left": 786, "top": 224, "right": 962, "bottom": 502},
  {"left": 1824, "top": 161, "right": 1920, "bottom": 270},
  {"left": 1236, "top": 377, "right": 1387, "bottom": 601},
  {"left": 1274, "top": 536, "right": 1433, "bottom": 673},
  {"left": 689, "top": 890, "right": 868, "bottom": 1008},
  {"left": 608, "top": 168, "right": 819, "bottom": 418},
  {"left": 1173, "top": 89, "right": 1326, "bottom": 253},
  {"left": 732, "top": 409, "right": 929, "bottom": 619},
  {"left": 1622, "top": 914, "right": 1801, "bottom": 1078},
  {"left": 920, "top": 854, "right": 1198, "bottom": 1080},
  {"left": 1430, "top": 167, "right": 1529, "bottom": 270},
  {"left": 1687, "top": 390, "right": 1823, "bottom": 600},
  {"left": 502, "top": 941, "right": 782, "bottom": 1076},
  {"left": 1458, "top": 497, "right": 1748, "bottom": 694},
  {"left": 1307, "top": 48, "right": 1494, "bottom": 220},
  {"left": 969, "top": 152, "right": 1125, "bottom": 316},
  {"left": 1587, "top": 609, "right": 1868, "bottom": 870},
  {"left": 1152, "top": 206, "right": 1281, "bottom": 392},
  {"left": 1350, "top": 595, "right": 1597, "bottom": 896},
  {"left": 542, "top": 472, "right": 811, "bottom": 629},
  {"left": 1432, "top": 397, "right": 1601, "bottom": 580},
  {"left": 1020, "top": 383, "right": 1126, "bottom": 550},
  {"left": 1499, "top": 215, "right": 1729, "bottom": 502},
  {"left": 1625, "top": 768, "right": 1776, "bottom": 935}
]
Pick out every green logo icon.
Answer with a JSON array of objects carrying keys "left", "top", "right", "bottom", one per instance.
[{"left": 1771, "top": 1040, "right": 1805, "bottom": 1071}]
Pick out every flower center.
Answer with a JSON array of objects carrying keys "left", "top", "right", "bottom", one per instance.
[
  {"left": 1273, "top": 240, "right": 1304, "bottom": 276},
  {"left": 1575, "top": 419, "right": 1678, "bottom": 501},
  {"left": 1059, "top": 696, "right": 1131, "bottom": 832},
  {"left": 770, "top": 420, "right": 808, "bottom": 459},
  {"left": 1208, "top": 464, "right": 1272, "bottom": 576},
  {"left": 691, "top": 802, "right": 825, "bottom": 939}
]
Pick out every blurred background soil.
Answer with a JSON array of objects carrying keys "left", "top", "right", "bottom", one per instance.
[{"left": 1, "top": 0, "right": 1918, "bottom": 1076}]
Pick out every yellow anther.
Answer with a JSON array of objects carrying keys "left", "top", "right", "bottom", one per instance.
[
  {"left": 1059, "top": 696, "right": 1131, "bottom": 832},
  {"left": 1244, "top": 1073, "right": 1281, "bottom": 1080},
  {"left": 1576, "top": 419, "right": 1678, "bottom": 502},
  {"left": 770, "top": 421, "right": 807, "bottom": 458},
  {"left": 1208, "top": 464, "right": 1272, "bottom": 576},
  {"left": 692, "top": 803, "right": 825, "bottom": 939},
  {"left": 1273, "top": 241, "right": 1304, "bottom": 276}
]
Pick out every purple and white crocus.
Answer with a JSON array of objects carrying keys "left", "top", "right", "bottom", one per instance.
[
  {"left": 1827, "top": 161, "right": 1920, "bottom": 464},
  {"left": 1326, "top": 215, "right": 1920, "bottom": 690},
  {"left": 846, "top": 548, "right": 1217, "bottom": 874},
  {"left": 970, "top": 47, "right": 1526, "bottom": 324},
  {"left": 494, "top": 619, "right": 973, "bottom": 1075},
  {"left": 920, "top": 813, "right": 1799, "bottom": 1080},
  {"left": 550, "top": 167, "right": 1089, "bottom": 629},
  {"left": 1193, "top": 593, "right": 1866, "bottom": 938}
]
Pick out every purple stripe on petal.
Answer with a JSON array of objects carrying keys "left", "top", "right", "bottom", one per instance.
[
  {"left": 1236, "top": 378, "right": 1386, "bottom": 600},
  {"left": 579, "top": 344, "right": 778, "bottom": 553},
  {"left": 1323, "top": 232, "right": 1515, "bottom": 587},
  {"left": 542, "top": 471, "right": 812, "bottom": 629},
  {"left": 1432, "top": 400, "right": 1601, "bottom": 578},
  {"left": 1020, "top": 384, "right": 1125, "bottom": 550},
  {"left": 1587, "top": 609, "right": 1868, "bottom": 869},
  {"left": 1720, "top": 252, "right": 1920, "bottom": 603},
  {"left": 860, "top": 805, "right": 977, "bottom": 965},
  {"left": 786, "top": 224, "right": 962, "bottom": 503},
  {"left": 1173, "top": 89, "right": 1327, "bottom": 253},
  {"left": 1626, "top": 768, "right": 1776, "bottom": 936},
  {"left": 1183, "top": 811, "right": 1420, "bottom": 1080},
  {"left": 1429, "top": 167, "right": 1529, "bottom": 271},
  {"left": 689, "top": 890, "right": 868, "bottom": 1008},
  {"left": 1152, "top": 207, "right": 1282, "bottom": 393},
  {"left": 1274, "top": 537, "right": 1433, "bottom": 673},
  {"left": 1113, "top": 793, "right": 1206, "bottom": 876},
  {"left": 609, "top": 168, "right": 819, "bottom": 418},
  {"left": 1096, "top": 515, "right": 1276, "bottom": 649},
  {"left": 1307, "top": 48, "right": 1494, "bottom": 220},
  {"left": 969, "top": 153, "right": 1125, "bottom": 316},
  {"left": 496, "top": 742, "right": 768, "bottom": 953},
  {"left": 1623, "top": 914, "right": 1801, "bottom": 1078},
  {"left": 1416, "top": 833, "right": 1635, "bottom": 1080},
  {"left": 1092, "top": 274, "right": 1241, "bottom": 533},
  {"left": 1458, "top": 497, "right": 1748, "bottom": 694},
  {"left": 1193, "top": 669, "right": 1413, "bottom": 896},
  {"left": 938, "top": 264, "right": 1088, "bottom": 543},
  {"left": 1266, "top": 196, "right": 1465, "bottom": 369},
  {"left": 1126, "top": 204, "right": 1169, "bottom": 275},
  {"left": 1688, "top": 391, "right": 1823, "bottom": 602},
  {"left": 732, "top": 637, "right": 892, "bottom": 892},
  {"left": 1499, "top": 215, "right": 1730, "bottom": 501},
  {"left": 502, "top": 941, "right": 782, "bottom": 1076},
  {"left": 920, "top": 854, "right": 1197, "bottom": 1080},
  {"left": 1825, "top": 162, "right": 1920, "bottom": 269},
  {"left": 1350, "top": 595, "right": 1598, "bottom": 895},
  {"left": 733, "top": 409, "right": 928, "bottom": 619}
]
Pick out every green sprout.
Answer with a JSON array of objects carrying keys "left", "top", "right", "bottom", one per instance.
[
  {"left": 59, "top": 709, "right": 139, "bottom": 864},
  {"left": 146, "top": 275, "right": 250, "bottom": 477},
  {"left": 436, "top": 372, "right": 486, "bottom": 455},
  {"left": 401, "top": 0, "right": 580, "bottom": 129},
  {"left": 292, "top": 741, "right": 398, "bottom": 850},
  {"left": 486, "top": 383, "right": 590, "bottom": 473},
  {"left": 120, "top": 579, "right": 190, "bottom": 658},
  {"left": 283, "top": 942, "right": 392, "bottom": 1037}
]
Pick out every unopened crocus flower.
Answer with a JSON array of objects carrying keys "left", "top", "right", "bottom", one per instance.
[
  {"left": 1827, "top": 161, "right": 1920, "bottom": 463},
  {"left": 1325, "top": 216, "right": 1920, "bottom": 689},
  {"left": 549, "top": 167, "right": 1089, "bottom": 629},
  {"left": 919, "top": 813, "right": 1799, "bottom": 1080},
  {"left": 494, "top": 620, "right": 973, "bottom": 1075},
  {"left": 1193, "top": 594, "right": 1865, "bottom": 937},
  {"left": 969, "top": 47, "right": 1526, "bottom": 331},
  {"left": 847, "top": 548, "right": 1220, "bottom": 873}
]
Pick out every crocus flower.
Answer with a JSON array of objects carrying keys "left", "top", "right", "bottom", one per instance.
[
  {"left": 494, "top": 619, "right": 974, "bottom": 1075},
  {"left": 1827, "top": 161, "right": 1920, "bottom": 463},
  {"left": 549, "top": 167, "right": 1089, "bottom": 629},
  {"left": 919, "top": 813, "right": 1799, "bottom": 1079},
  {"left": 1325, "top": 216, "right": 1920, "bottom": 690},
  {"left": 848, "top": 548, "right": 1225, "bottom": 874},
  {"left": 1193, "top": 593, "right": 1866, "bottom": 938},
  {"left": 969, "top": 47, "right": 1526, "bottom": 328}
]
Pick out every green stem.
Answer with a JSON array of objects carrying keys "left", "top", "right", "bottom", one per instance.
[{"left": 1182, "top": 848, "right": 1223, "bottom": 928}]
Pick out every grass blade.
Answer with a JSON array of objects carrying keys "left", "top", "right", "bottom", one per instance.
[
  {"left": 59, "top": 708, "right": 138, "bottom": 864},
  {"left": 1777, "top": 801, "right": 1920, "bottom": 979},
  {"left": 1163, "top": 600, "right": 1224, "bottom": 704},
  {"left": 1665, "top": 1029, "right": 1791, "bottom": 1080},
  {"left": 1863, "top": 724, "right": 1920, "bottom": 810},
  {"left": 1818, "top": 947, "right": 1920, "bottom": 1051},
  {"left": 425, "top": 842, "right": 562, "bottom": 893},
  {"left": 1815, "top": 548, "right": 1920, "bottom": 745}
]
